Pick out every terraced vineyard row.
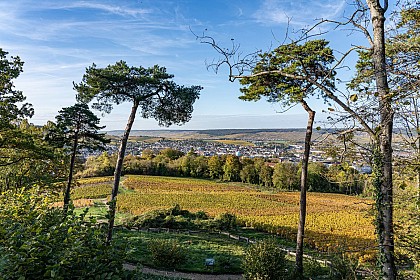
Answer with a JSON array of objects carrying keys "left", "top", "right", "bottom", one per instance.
[
  {"left": 76, "top": 175, "right": 376, "bottom": 262},
  {"left": 71, "top": 183, "right": 112, "bottom": 199}
]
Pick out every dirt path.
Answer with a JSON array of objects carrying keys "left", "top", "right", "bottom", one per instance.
[{"left": 123, "top": 264, "right": 243, "bottom": 280}]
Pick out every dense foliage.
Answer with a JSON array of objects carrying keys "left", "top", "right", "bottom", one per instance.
[
  {"left": 125, "top": 204, "right": 239, "bottom": 231},
  {"left": 0, "top": 48, "right": 66, "bottom": 192},
  {"left": 0, "top": 189, "right": 126, "bottom": 279},
  {"left": 242, "top": 239, "right": 288, "bottom": 280},
  {"left": 0, "top": 48, "right": 33, "bottom": 128},
  {"left": 125, "top": 204, "right": 210, "bottom": 229},
  {"left": 147, "top": 239, "right": 186, "bottom": 268}
]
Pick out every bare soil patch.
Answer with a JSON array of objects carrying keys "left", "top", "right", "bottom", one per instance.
[{"left": 123, "top": 263, "right": 243, "bottom": 280}]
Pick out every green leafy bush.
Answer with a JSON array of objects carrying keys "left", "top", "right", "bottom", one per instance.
[
  {"left": 125, "top": 204, "right": 210, "bottom": 230},
  {"left": 0, "top": 188, "right": 125, "bottom": 279},
  {"left": 242, "top": 239, "right": 288, "bottom": 280},
  {"left": 328, "top": 253, "right": 360, "bottom": 280},
  {"left": 212, "top": 212, "right": 238, "bottom": 231},
  {"left": 124, "top": 206, "right": 240, "bottom": 232},
  {"left": 303, "top": 258, "right": 328, "bottom": 279},
  {"left": 147, "top": 238, "right": 186, "bottom": 268},
  {"left": 217, "top": 255, "right": 236, "bottom": 273},
  {"left": 195, "top": 210, "right": 209, "bottom": 219}
]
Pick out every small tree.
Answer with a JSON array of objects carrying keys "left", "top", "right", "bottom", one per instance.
[
  {"left": 208, "top": 155, "right": 224, "bottom": 179},
  {"left": 259, "top": 164, "right": 273, "bottom": 188},
  {"left": 273, "top": 162, "right": 299, "bottom": 190},
  {"left": 240, "top": 163, "right": 259, "bottom": 184},
  {"left": 159, "top": 148, "right": 184, "bottom": 160},
  {"left": 48, "top": 103, "right": 108, "bottom": 213},
  {"left": 223, "top": 154, "right": 241, "bottom": 181},
  {"left": 75, "top": 61, "right": 201, "bottom": 243}
]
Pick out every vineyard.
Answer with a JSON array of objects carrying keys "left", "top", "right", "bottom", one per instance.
[{"left": 75, "top": 175, "right": 376, "bottom": 262}]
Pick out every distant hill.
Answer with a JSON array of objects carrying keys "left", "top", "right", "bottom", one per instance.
[{"left": 106, "top": 128, "right": 332, "bottom": 142}]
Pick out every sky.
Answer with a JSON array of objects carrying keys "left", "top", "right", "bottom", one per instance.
[{"left": 0, "top": 0, "right": 395, "bottom": 130}]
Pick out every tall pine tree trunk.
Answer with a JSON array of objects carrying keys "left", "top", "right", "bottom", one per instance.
[
  {"left": 295, "top": 100, "right": 315, "bottom": 278},
  {"left": 106, "top": 101, "right": 139, "bottom": 244},
  {"left": 366, "top": 1, "right": 396, "bottom": 278},
  {"left": 63, "top": 130, "right": 79, "bottom": 215}
]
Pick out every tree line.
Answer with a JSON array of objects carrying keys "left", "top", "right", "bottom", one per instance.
[{"left": 79, "top": 148, "right": 367, "bottom": 195}]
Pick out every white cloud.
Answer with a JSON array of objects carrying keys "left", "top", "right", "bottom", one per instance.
[
  {"left": 253, "top": 0, "right": 346, "bottom": 27},
  {"left": 60, "top": 1, "right": 152, "bottom": 18},
  {"left": 4, "top": 1, "right": 331, "bottom": 130}
]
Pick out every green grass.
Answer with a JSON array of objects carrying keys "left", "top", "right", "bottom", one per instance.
[
  {"left": 73, "top": 204, "right": 331, "bottom": 276},
  {"left": 114, "top": 228, "right": 246, "bottom": 274},
  {"left": 74, "top": 200, "right": 133, "bottom": 224},
  {"left": 113, "top": 228, "right": 332, "bottom": 277}
]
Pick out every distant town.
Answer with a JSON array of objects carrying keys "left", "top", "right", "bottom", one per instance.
[{"left": 75, "top": 128, "right": 420, "bottom": 175}]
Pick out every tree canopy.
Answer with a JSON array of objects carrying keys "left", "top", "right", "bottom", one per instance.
[
  {"left": 239, "top": 39, "right": 336, "bottom": 106},
  {"left": 0, "top": 48, "right": 33, "bottom": 130},
  {"left": 75, "top": 61, "right": 201, "bottom": 126},
  {"left": 48, "top": 103, "right": 108, "bottom": 151}
]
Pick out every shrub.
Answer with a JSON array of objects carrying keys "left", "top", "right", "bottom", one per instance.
[
  {"left": 304, "top": 258, "right": 327, "bottom": 279},
  {"left": 125, "top": 205, "right": 210, "bottom": 230},
  {"left": 195, "top": 210, "right": 209, "bottom": 219},
  {"left": 328, "top": 253, "right": 360, "bottom": 280},
  {"left": 242, "top": 239, "right": 288, "bottom": 280},
  {"left": 213, "top": 212, "right": 238, "bottom": 231},
  {"left": 148, "top": 238, "right": 186, "bottom": 268},
  {"left": 0, "top": 188, "right": 125, "bottom": 279},
  {"left": 217, "top": 255, "right": 236, "bottom": 273}
]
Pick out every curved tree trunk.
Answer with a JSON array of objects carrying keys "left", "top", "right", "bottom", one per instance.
[
  {"left": 366, "top": 1, "right": 396, "bottom": 278},
  {"left": 63, "top": 130, "right": 79, "bottom": 215},
  {"left": 295, "top": 100, "right": 315, "bottom": 279},
  {"left": 106, "top": 101, "right": 139, "bottom": 244}
]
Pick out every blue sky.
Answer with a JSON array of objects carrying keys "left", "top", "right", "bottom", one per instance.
[{"left": 0, "top": 0, "right": 392, "bottom": 130}]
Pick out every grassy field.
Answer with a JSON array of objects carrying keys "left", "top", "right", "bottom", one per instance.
[
  {"left": 208, "top": 139, "right": 255, "bottom": 146},
  {"left": 112, "top": 228, "right": 331, "bottom": 276},
  {"left": 114, "top": 229, "right": 245, "bottom": 274},
  {"left": 73, "top": 175, "right": 376, "bottom": 263}
]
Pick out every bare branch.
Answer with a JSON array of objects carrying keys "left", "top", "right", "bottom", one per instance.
[
  {"left": 192, "top": 29, "right": 261, "bottom": 82},
  {"left": 301, "top": 4, "right": 374, "bottom": 48}
]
